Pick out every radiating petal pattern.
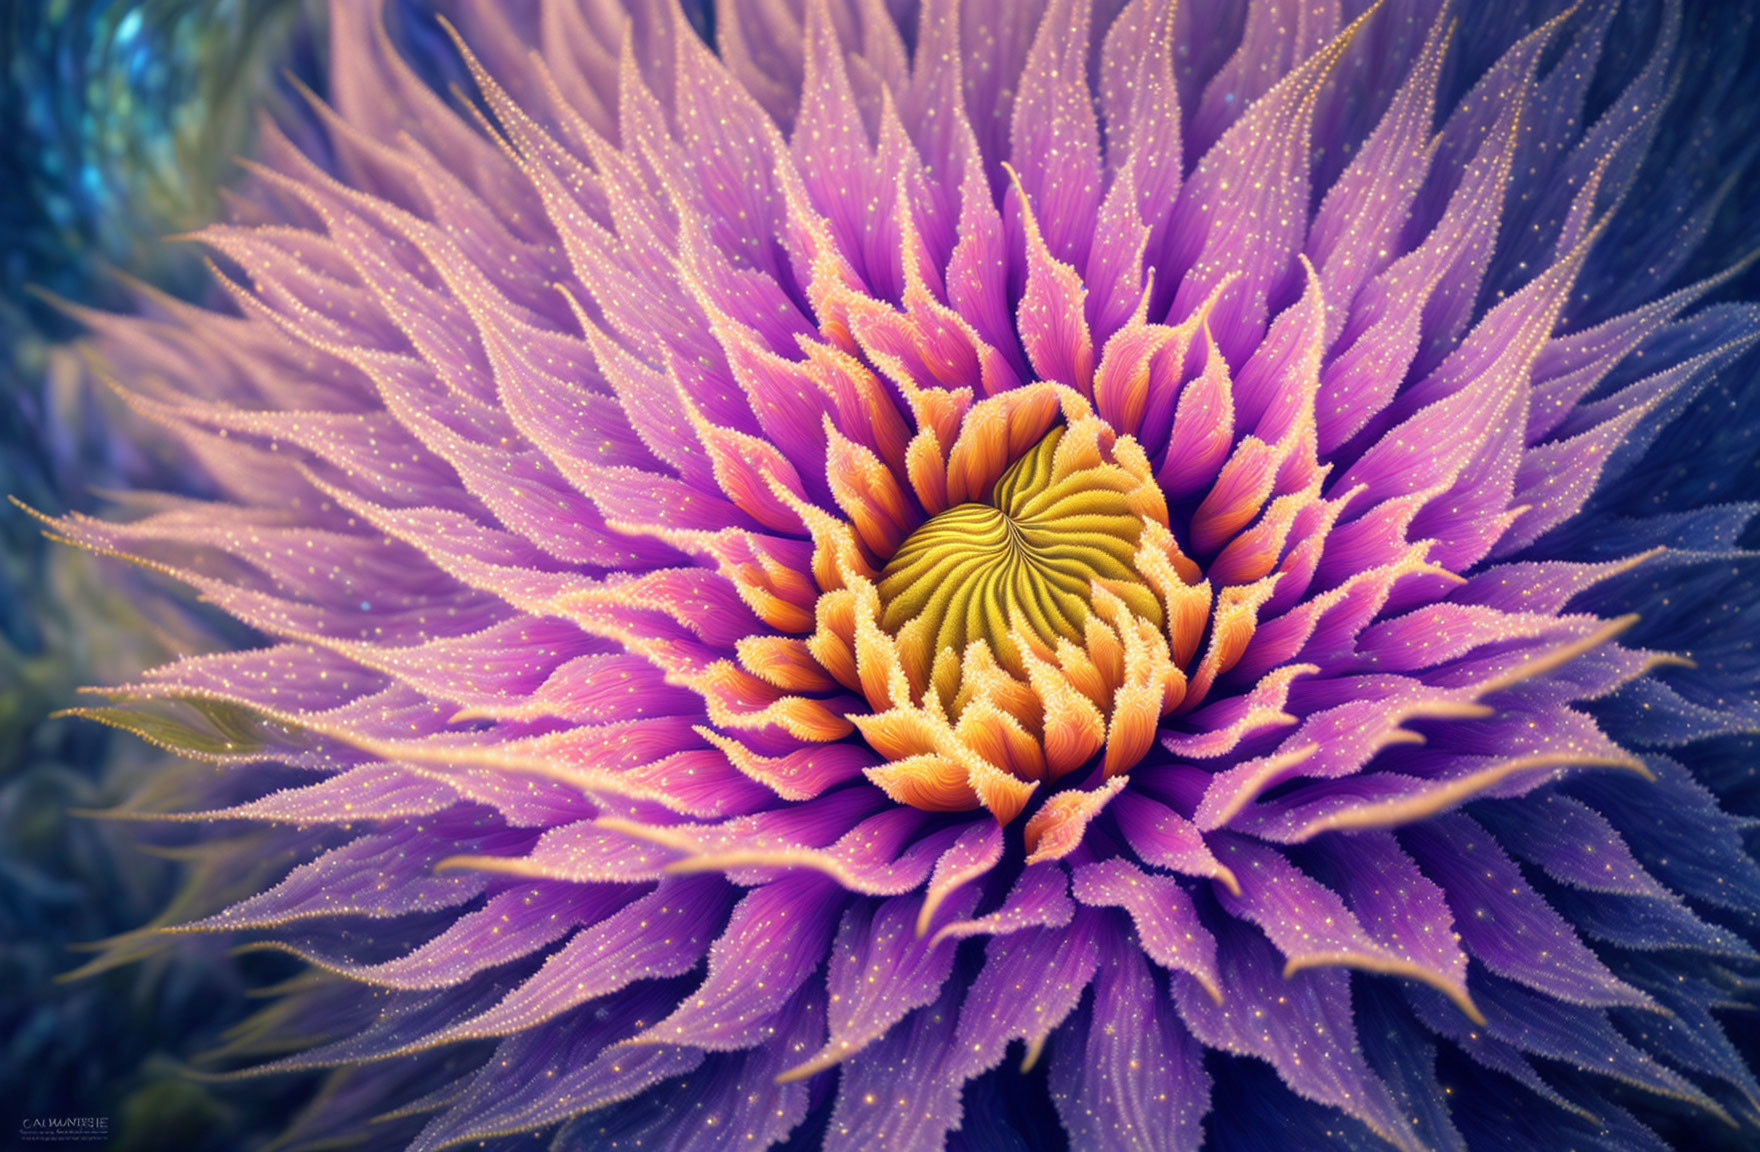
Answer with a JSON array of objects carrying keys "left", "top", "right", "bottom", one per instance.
[{"left": 47, "top": 0, "right": 1760, "bottom": 1148}]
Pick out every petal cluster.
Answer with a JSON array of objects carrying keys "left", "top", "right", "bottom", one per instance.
[{"left": 49, "top": 1, "right": 1760, "bottom": 1150}]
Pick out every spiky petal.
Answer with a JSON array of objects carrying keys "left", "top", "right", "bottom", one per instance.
[{"left": 52, "top": 1, "right": 1760, "bottom": 1149}]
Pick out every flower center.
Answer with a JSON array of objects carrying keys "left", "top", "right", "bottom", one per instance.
[
  {"left": 876, "top": 428, "right": 1164, "bottom": 682},
  {"left": 793, "top": 394, "right": 1214, "bottom": 824}
]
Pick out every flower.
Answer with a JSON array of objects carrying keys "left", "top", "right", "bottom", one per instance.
[{"left": 48, "top": 0, "right": 1760, "bottom": 1148}]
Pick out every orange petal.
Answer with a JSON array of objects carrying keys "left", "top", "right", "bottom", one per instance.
[
  {"left": 1104, "top": 681, "right": 1161, "bottom": 777},
  {"left": 826, "top": 424, "right": 916, "bottom": 558},
  {"left": 851, "top": 708, "right": 941, "bottom": 761},
  {"left": 866, "top": 753, "right": 981, "bottom": 812},
  {"left": 1181, "top": 579, "right": 1275, "bottom": 711},
  {"left": 1024, "top": 777, "right": 1128, "bottom": 863},
  {"left": 905, "top": 428, "right": 950, "bottom": 515},
  {"left": 956, "top": 698, "right": 1047, "bottom": 783},
  {"left": 736, "top": 635, "right": 836, "bottom": 693},
  {"left": 1019, "top": 644, "right": 1106, "bottom": 779}
]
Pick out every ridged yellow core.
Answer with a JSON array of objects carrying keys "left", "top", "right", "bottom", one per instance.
[{"left": 876, "top": 428, "right": 1163, "bottom": 681}]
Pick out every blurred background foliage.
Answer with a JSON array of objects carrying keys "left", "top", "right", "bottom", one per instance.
[{"left": 1, "top": 2, "right": 324, "bottom": 1147}]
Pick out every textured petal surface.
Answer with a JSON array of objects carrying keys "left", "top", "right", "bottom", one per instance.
[{"left": 46, "top": 1, "right": 1760, "bottom": 1149}]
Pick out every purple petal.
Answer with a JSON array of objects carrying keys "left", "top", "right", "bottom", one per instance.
[
  {"left": 631, "top": 873, "right": 842, "bottom": 1051},
  {"left": 1049, "top": 926, "right": 1210, "bottom": 1152},
  {"left": 1401, "top": 814, "right": 1652, "bottom": 1009}
]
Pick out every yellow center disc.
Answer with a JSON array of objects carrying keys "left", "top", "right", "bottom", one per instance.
[{"left": 876, "top": 428, "right": 1163, "bottom": 680}]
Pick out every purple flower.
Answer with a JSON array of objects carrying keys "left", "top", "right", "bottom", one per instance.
[{"left": 49, "top": 1, "right": 1760, "bottom": 1148}]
